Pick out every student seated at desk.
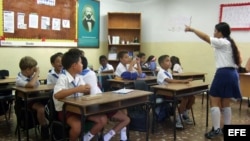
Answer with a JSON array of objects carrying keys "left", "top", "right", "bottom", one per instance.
[
  {"left": 143, "top": 55, "right": 157, "bottom": 71},
  {"left": 157, "top": 55, "right": 193, "bottom": 129},
  {"left": 134, "top": 52, "right": 146, "bottom": 70},
  {"left": 81, "top": 56, "right": 130, "bottom": 141},
  {"left": 170, "top": 56, "right": 183, "bottom": 73},
  {"left": 170, "top": 55, "right": 196, "bottom": 126},
  {"left": 46, "top": 52, "right": 63, "bottom": 85},
  {"left": 115, "top": 50, "right": 145, "bottom": 79},
  {"left": 53, "top": 48, "right": 107, "bottom": 141},
  {"left": 15, "top": 56, "right": 49, "bottom": 139},
  {"left": 98, "top": 55, "right": 114, "bottom": 73}
]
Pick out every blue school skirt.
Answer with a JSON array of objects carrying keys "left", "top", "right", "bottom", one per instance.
[{"left": 210, "top": 67, "right": 242, "bottom": 99}]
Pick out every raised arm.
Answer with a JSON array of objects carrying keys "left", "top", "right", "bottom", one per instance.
[{"left": 185, "top": 25, "right": 211, "bottom": 44}]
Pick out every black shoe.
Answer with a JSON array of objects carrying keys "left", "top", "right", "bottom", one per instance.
[
  {"left": 41, "top": 125, "right": 50, "bottom": 139},
  {"left": 205, "top": 128, "right": 222, "bottom": 139},
  {"left": 211, "top": 127, "right": 224, "bottom": 135}
]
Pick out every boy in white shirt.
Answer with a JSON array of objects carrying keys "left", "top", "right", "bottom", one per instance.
[
  {"left": 157, "top": 55, "right": 193, "bottom": 129},
  {"left": 81, "top": 56, "right": 130, "bottom": 141},
  {"left": 53, "top": 48, "right": 107, "bottom": 141},
  {"left": 115, "top": 51, "right": 144, "bottom": 79},
  {"left": 98, "top": 55, "right": 114, "bottom": 73},
  {"left": 46, "top": 52, "right": 63, "bottom": 85},
  {"left": 16, "top": 56, "right": 49, "bottom": 139}
]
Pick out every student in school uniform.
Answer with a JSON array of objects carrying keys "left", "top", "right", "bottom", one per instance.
[
  {"left": 46, "top": 52, "right": 63, "bottom": 85},
  {"left": 170, "top": 56, "right": 183, "bottom": 73},
  {"left": 53, "top": 48, "right": 107, "bottom": 141},
  {"left": 15, "top": 56, "right": 49, "bottom": 139},
  {"left": 115, "top": 50, "right": 144, "bottom": 79},
  {"left": 170, "top": 55, "right": 196, "bottom": 127},
  {"left": 157, "top": 55, "right": 193, "bottom": 128},
  {"left": 98, "top": 55, "right": 114, "bottom": 73},
  {"left": 185, "top": 22, "right": 242, "bottom": 139},
  {"left": 81, "top": 56, "right": 130, "bottom": 141},
  {"left": 134, "top": 52, "right": 146, "bottom": 70}
]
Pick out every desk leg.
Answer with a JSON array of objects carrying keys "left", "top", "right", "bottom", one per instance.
[
  {"left": 25, "top": 96, "right": 29, "bottom": 141},
  {"left": 15, "top": 94, "right": 21, "bottom": 141},
  {"left": 146, "top": 102, "right": 150, "bottom": 141},
  {"left": 80, "top": 109, "right": 86, "bottom": 141},
  {"left": 173, "top": 97, "right": 177, "bottom": 141},
  {"left": 206, "top": 90, "right": 209, "bottom": 127},
  {"left": 151, "top": 91, "right": 156, "bottom": 134},
  {"left": 62, "top": 105, "right": 67, "bottom": 141}
]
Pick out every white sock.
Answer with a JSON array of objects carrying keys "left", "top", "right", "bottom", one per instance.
[
  {"left": 176, "top": 114, "right": 182, "bottom": 122},
  {"left": 83, "top": 132, "right": 94, "bottom": 141},
  {"left": 222, "top": 107, "right": 231, "bottom": 125},
  {"left": 183, "top": 110, "right": 189, "bottom": 117},
  {"left": 211, "top": 107, "right": 220, "bottom": 130},
  {"left": 104, "top": 129, "right": 116, "bottom": 141},
  {"left": 120, "top": 127, "right": 127, "bottom": 140}
]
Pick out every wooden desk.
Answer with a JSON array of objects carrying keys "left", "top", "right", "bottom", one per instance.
[
  {"left": 172, "top": 72, "right": 207, "bottom": 82},
  {"left": 0, "top": 78, "right": 16, "bottom": 91},
  {"left": 239, "top": 73, "right": 250, "bottom": 109},
  {"left": 239, "top": 73, "right": 250, "bottom": 97},
  {"left": 0, "top": 78, "right": 16, "bottom": 84},
  {"left": 108, "top": 76, "right": 157, "bottom": 89},
  {"left": 151, "top": 81, "right": 210, "bottom": 140},
  {"left": 60, "top": 90, "right": 153, "bottom": 141},
  {"left": 12, "top": 84, "right": 54, "bottom": 141},
  {"left": 96, "top": 73, "right": 115, "bottom": 92}
]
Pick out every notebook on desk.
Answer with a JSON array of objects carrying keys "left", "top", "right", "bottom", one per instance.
[{"left": 113, "top": 88, "right": 134, "bottom": 94}]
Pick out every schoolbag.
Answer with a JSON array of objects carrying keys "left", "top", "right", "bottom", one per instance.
[
  {"left": 44, "top": 98, "right": 57, "bottom": 123},
  {"left": 121, "top": 71, "right": 138, "bottom": 80},
  {"left": 155, "top": 103, "right": 172, "bottom": 122}
]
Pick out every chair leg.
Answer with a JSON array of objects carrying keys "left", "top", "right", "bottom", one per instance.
[
  {"left": 239, "top": 99, "right": 242, "bottom": 111},
  {"left": 0, "top": 101, "right": 8, "bottom": 123},
  {"left": 190, "top": 107, "right": 195, "bottom": 125},
  {"left": 248, "top": 98, "right": 250, "bottom": 107},
  {"left": 201, "top": 92, "right": 204, "bottom": 105}
]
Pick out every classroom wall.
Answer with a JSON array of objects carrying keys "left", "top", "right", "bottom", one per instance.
[
  {"left": 0, "top": 0, "right": 249, "bottom": 83},
  {"left": 128, "top": 0, "right": 250, "bottom": 83}
]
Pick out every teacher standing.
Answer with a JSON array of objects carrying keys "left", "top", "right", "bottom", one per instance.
[{"left": 184, "top": 22, "right": 242, "bottom": 139}]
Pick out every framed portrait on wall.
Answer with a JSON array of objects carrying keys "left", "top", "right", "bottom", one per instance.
[{"left": 78, "top": 0, "right": 100, "bottom": 48}]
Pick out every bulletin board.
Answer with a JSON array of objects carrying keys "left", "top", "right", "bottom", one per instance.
[
  {"left": 0, "top": 0, "right": 77, "bottom": 47},
  {"left": 219, "top": 2, "right": 250, "bottom": 30}
]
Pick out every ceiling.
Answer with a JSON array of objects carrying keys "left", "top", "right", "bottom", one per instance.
[{"left": 117, "top": 0, "right": 150, "bottom": 2}]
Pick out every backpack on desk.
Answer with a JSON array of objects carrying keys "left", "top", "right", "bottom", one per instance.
[{"left": 121, "top": 72, "right": 138, "bottom": 80}]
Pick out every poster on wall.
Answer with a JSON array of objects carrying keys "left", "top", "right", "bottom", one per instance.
[
  {"left": 219, "top": 2, "right": 250, "bottom": 30},
  {"left": 0, "top": 0, "right": 77, "bottom": 47},
  {"left": 78, "top": 0, "right": 100, "bottom": 48}
]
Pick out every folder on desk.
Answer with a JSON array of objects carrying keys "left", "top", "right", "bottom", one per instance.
[
  {"left": 82, "top": 94, "right": 102, "bottom": 100},
  {"left": 113, "top": 88, "right": 134, "bottom": 94}
]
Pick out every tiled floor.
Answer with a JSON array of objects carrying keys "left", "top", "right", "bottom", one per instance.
[{"left": 0, "top": 95, "right": 250, "bottom": 141}]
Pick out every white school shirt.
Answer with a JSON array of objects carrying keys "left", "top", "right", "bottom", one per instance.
[
  {"left": 173, "top": 64, "right": 183, "bottom": 73},
  {"left": 46, "top": 68, "right": 60, "bottom": 85},
  {"left": 97, "top": 63, "right": 114, "bottom": 73},
  {"left": 53, "top": 70, "right": 84, "bottom": 111},
  {"left": 115, "top": 62, "right": 137, "bottom": 77},
  {"left": 157, "top": 68, "right": 173, "bottom": 85},
  {"left": 210, "top": 37, "right": 237, "bottom": 69},
  {"left": 16, "top": 72, "right": 40, "bottom": 87},
  {"left": 81, "top": 69, "right": 102, "bottom": 95}
]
